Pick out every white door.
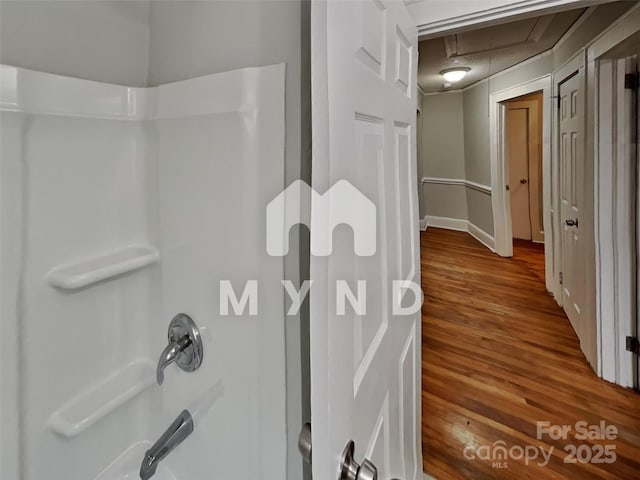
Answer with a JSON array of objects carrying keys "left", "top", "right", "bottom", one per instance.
[
  {"left": 310, "top": 1, "right": 422, "bottom": 479},
  {"left": 559, "top": 70, "right": 585, "bottom": 343}
]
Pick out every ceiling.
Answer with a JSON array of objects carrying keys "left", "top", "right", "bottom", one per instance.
[{"left": 418, "top": 8, "right": 586, "bottom": 92}]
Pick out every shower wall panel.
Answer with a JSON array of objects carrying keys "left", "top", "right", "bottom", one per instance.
[{"left": 0, "top": 63, "right": 287, "bottom": 480}]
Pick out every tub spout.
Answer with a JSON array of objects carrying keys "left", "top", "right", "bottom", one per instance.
[{"left": 140, "top": 409, "right": 194, "bottom": 480}]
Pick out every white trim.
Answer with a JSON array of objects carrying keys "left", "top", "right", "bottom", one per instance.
[
  {"left": 412, "top": 0, "right": 615, "bottom": 39},
  {"left": 465, "top": 179, "right": 492, "bottom": 195},
  {"left": 554, "top": 47, "right": 586, "bottom": 79},
  {"left": 424, "top": 216, "right": 496, "bottom": 252},
  {"left": 587, "top": 3, "right": 640, "bottom": 63},
  {"left": 423, "top": 473, "right": 438, "bottom": 480},
  {"left": 421, "top": 176, "right": 492, "bottom": 194},
  {"left": 421, "top": 176, "right": 464, "bottom": 186},
  {"left": 424, "top": 215, "right": 468, "bottom": 232},
  {"left": 423, "top": 88, "right": 465, "bottom": 96},
  {"left": 489, "top": 76, "right": 553, "bottom": 270},
  {"left": 592, "top": 56, "right": 638, "bottom": 387},
  {"left": 587, "top": 0, "right": 640, "bottom": 391},
  {"left": 468, "top": 222, "right": 497, "bottom": 252}
]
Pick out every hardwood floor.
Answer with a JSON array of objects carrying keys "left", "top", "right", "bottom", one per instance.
[{"left": 421, "top": 228, "right": 640, "bottom": 479}]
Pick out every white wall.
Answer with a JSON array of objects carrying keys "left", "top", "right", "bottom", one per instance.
[{"left": 0, "top": 0, "right": 150, "bottom": 86}]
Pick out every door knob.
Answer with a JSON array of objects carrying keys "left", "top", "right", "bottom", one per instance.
[
  {"left": 520, "top": 178, "right": 528, "bottom": 184},
  {"left": 156, "top": 313, "right": 203, "bottom": 385},
  {"left": 298, "top": 423, "right": 312, "bottom": 465},
  {"left": 565, "top": 219, "right": 579, "bottom": 228},
  {"left": 339, "top": 440, "right": 377, "bottom": 480}
]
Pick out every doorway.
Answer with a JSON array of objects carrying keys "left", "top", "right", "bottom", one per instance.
[
  {"left": 489, "top": 76, "right": 553, "bottom": 293},
  {"left": 505, "top": 92, "right": 544, "bottom": 243},
  {"left": 592, "top": 28, "right": 640, "bottom": 388}
]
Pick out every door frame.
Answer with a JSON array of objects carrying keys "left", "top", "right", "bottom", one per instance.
[
  {"left": 489, "top": 76, "right": 554, "bottom": 280},
  {"left": 410, "top": 0, "right": 619, "bottom": 39},
  {"left": 588, "top": 4, "right": 640, "bottom": 388}
]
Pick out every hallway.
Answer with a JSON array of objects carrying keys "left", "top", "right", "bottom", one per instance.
[{"left": 421, "top": 228, "right": 640, "bottom": 479}]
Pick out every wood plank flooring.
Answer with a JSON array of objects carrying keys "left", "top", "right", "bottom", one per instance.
[{"left": 421, "top": 228, "right": 640, "bottom": 479}]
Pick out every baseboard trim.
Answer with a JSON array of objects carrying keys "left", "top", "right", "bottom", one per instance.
[
  {"left": 424, "top": 472, "right": 438, "bottom": 480},
  {"left": 424, "top": 216, "right": 495, "bottom": 253},
  {"left": 468, "top": 222, "right": 496, "bottom": 252},
  {"left": 424, "top": 215, "right": 468, "bottom": 232}
]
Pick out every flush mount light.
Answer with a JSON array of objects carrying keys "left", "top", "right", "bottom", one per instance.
[{"left": 440, "top": 67, "right": 470, "bottom": 83}]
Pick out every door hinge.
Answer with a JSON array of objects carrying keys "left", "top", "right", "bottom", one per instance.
[
  {"left": 559, "top": 272, "right": 563, "bottom": 285},
  {"left": 625, "top": 72, "right": 639, "bottom": 90},
  {"left": 627, "top": 336, "right": 640, "bottom": 355}
]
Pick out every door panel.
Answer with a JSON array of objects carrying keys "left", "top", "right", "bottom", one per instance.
[
  {"left": 507, "top": 108, "right": 532, "bottom": 240},
  {"left": 559, "top": 71, "right": 585, "bottom": 344},
  {"left": 311, "top": 1, "right": 421, "bottom": 479},
  {"left": 506, "top": 95, "right": 544, "bottom": 243}
]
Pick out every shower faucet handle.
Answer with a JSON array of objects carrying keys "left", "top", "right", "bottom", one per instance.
[{"left": 156, "top": 313, "right": 203, "bottom": 385}]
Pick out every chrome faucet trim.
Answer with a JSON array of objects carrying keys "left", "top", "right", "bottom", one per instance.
[
  {"left": 156, "top": 313, "right": 204, "bottom": 385},
  {"left": 140, "top": 409, "right": 194, "bottom": 480},
  {"left": 156, "top": 335, "right": 191, "bottom": 385}
]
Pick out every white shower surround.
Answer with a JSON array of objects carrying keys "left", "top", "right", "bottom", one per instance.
[{"left": 0, "top": 63, "right": 287, "bottom": 479}]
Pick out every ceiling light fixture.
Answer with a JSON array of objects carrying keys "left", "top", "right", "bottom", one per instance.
[{"left": 440, "top": 67, "right": 470, "bottom": 83}]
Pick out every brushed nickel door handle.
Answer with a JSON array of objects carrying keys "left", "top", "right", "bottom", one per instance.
[
  {"left": 340, "top": 440, "right": 377, "bottom": 480},
  {"left": 298, "top": 423, "right": 312, "bottom": 465}
]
